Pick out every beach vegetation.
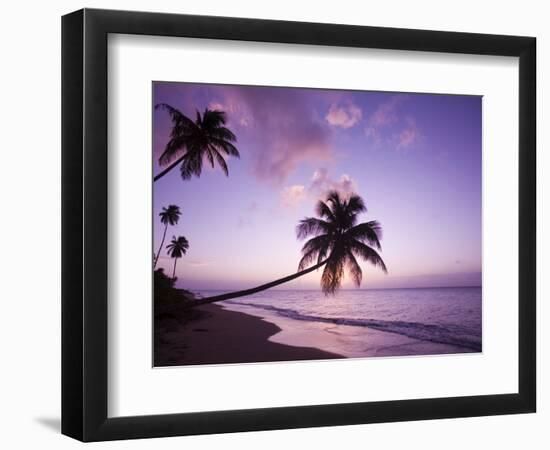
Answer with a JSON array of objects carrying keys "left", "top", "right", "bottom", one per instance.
[{"left": 154, "top": 204, "right": 181, "bottom": 268}]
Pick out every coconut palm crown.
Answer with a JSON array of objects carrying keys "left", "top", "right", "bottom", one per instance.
[
  {"left": 154, "top": 104, "right": 240, "bottom": 182},
  {"left": 160, "top": 204, "right": 181, "bottom": 226},
  {"left": 296, "top": 190, "right": 387, "bottom": 294},
  {"left": 166, "top": 235, "right": 190, "bottom": 279}
]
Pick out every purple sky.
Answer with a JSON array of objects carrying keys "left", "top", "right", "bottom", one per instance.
[{"left": 153, "top": 82, "right": 482, "bottom": 291}]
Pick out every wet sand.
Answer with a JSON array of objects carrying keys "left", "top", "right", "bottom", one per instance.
[
  {"left": 224, "top": 302, "right": 474, "bottom": 358},
  {"left": 154, "top": 303, "right": 342, "bottom": 367}
]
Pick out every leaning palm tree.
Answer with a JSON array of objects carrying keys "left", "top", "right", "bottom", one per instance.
[
  {"left": 185, "top": 191, "right": 387, "bottom": 307},
  {"left": 154, "top": 104, "right": 240, "bottom": 182},
  {"left": 153, "top": 205, "right": 181, "bottom": 268},
  {"left": 166, "top": 236, "right": 190, "bottom": 280}
]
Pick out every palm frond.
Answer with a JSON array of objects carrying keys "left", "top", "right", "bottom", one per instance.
[
  {"left": 351, "top": 241, "right": 388, "bottom": 273},
  {"left": 297, "top": 252, "right": 317, "bottom": 272},
  {"left": 202, "top": 109, "right": 227, "bottom": 129},
  {"left": 346, "top": 194, "right": 367, "bottom": 215},
  {"left": 210, "top": 147, "right": 229, "bottom": 176},
  {"left": 212, "top": 138, "right": 240, "bottom": 157},
  {"left": 158, "top": 136, "right": 188, "bottom": 166},
  {"left": 155, "top": 103, "right": 196, "bottom": 130},
  {"left": 296, "top": 217, "right": 333, "bottom": 240},
  {"left": 346, "top": 221, "right": 382, "bottom": 250},
  {"left": 209, "top": 127, "right": 237, "bottom": 143},
  {"left": 205, "top": 148, "right": 215, "bottom": 168},
  {"left": 345, "top": 251, "right": 362, "bottom": 287},
  {"left": 321, "top": 257, "right": 345, "bottom": 295},
  {"left": 179, "top": 153, "right": 203, "bottom": 180},
  {"left": 315, "top": 200, "right": 336, "bottom": 222},
  {"left": 298, "top": 235, "right": 331, "bottom": 270},
  {"left": 325, "top": 190, "right": 343, "bottom": 208}
]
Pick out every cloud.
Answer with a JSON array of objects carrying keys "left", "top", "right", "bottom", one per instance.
[
  {"left": 281, "top": 168, "right": 358, "bottom": 209},
  {"left": 207, "top": 86, "right": 333, "bottom": 184},
  {"left": 364, "top": 95, "right": 407, "bottom": 142},
  {"left": 363, "top": 95, "right": 420, "bottom": 151},
  {"left": 209, "top": 99, "right": 251, "bottom": 128},
  {"left": 280, "top": 185, "right": 307, "bottom": 209},
  {"left": 153, "top": 83, "right": 332, "bottom": 175},
  {"left": 395, "top": 117, "right": 419, "bottom": 150},
  {"left": 325, "top": 102, "right": 362, "bottom": 128},
  {"left": 309, "top": 168, "right": 358, "bottom": 198},
  {"left": 208, "top": 101, "right": 226, "bottom": 111}
]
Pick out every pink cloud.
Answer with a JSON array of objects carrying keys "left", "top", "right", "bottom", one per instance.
[
  {"left": 395, "top": 117, "right": 419, "bottom": 150},
  {"left": 365, "top": 95, "right": 407, "bottom": 141},
  {"left": 363, "top": 95, "right": 420, "bottom": 151},
  {"left": 280, "top": 168, "right": 359, "bottom": 209},
  {"left": 208, "top": 86, "right": 333, "bottom": 184},
  {"left": 310, "top": 168, "right": 358, "bottom": 198},
  {"left": 208, "top": 101, "right": 226, "bottom": 111},
  {"left": 325, "top": 102, "right": 362, "bottom": 128},
  {"left": 280, "top": 185, "right": 307, "bottom": 209},
  {"left": 208, "top": 99, "right": 251, "bottom": 128}
]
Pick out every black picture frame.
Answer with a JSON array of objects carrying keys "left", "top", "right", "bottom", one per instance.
[{"left": 62, "top": 8, "right": 536, "bottom": 442}]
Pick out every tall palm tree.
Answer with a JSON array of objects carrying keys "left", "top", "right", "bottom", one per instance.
[
  {"left": 154, "top": 104, "right": 240, "bottom": 182},
  {"left": 154, "top": 205, "right": 181, "bottom": 268},
  {"left": 166, "top": 236, "right": 190, "bottom": 280},
  {"left": 185, "top": 191, "right": 387, "bottom": 307}
]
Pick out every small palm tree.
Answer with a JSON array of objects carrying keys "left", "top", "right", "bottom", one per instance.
[
  {"left": 154, "top": 104, "right": 240, "bottom": 182},
  {"left": 166, "top": 236, "right": 190, "bottom": 280},
  {"left": 154, "top": 205, "right": 181, "bottom": 268},
  {"left": 187, "top": 191, "right": 387, "bottom": 307}
]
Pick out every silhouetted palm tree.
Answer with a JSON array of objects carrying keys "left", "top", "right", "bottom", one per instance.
[
  {"left": 154, "top": 104, "right": 240, "bottom": 182},
  {"left": 166, "top": 236, "right": 190, "bottom": 280},
  {"left": 187, "top": 191, "right": 387, "bottom": 307},
  {"left": 296, "top": 191, "right": 387, "bottom": 294},
  {"left": 154, "top": 205, "right": 181, "bottom": 268}
]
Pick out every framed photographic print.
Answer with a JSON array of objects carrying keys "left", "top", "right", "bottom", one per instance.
[{"left": 62, "top": 8, "right": 536, "bottom": 441}]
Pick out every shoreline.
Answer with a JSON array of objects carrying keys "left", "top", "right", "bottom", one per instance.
[
  {"left": 223, "top": 301, "right": 476, "bottom": 358},
  {"left": 154, "top": 303, "right": 343, "bottom": 367}
]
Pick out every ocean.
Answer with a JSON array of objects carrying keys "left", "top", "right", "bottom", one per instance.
[{"left": 199, "top": 287, "right": 482, "bottom": 359}]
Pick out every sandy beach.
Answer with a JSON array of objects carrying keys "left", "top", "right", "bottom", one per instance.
[
  {"left": 154, "top": 303, "right": 342, "bottom": 366},
  {"left": 223, "top": 300, "right": 475, "bottom": 358}
]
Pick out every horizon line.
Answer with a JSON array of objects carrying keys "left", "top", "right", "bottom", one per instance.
[{"left": 185, "top": 285, "right": 482, "bottom": 293}]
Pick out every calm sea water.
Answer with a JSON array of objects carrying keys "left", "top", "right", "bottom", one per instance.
[{"left": 199, "top": 287, "right": 482, "bottom": 357}]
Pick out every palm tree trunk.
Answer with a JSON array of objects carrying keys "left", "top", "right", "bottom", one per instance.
[
  {"left": 153, "top": 224, "right": 168, "bottom": 268},
  {"left": 154, "top": 156, "right": 185, "bottom": 182},
  {"left": 172, "top": 257, "right": 178, "bottom": 280},
  {"left": 183, "top": 259, "right": 328, "bottom": 308}
]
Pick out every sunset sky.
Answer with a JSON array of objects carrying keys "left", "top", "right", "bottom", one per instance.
[{"left": 153, "top": 82, "right": 482, "bottom": 291}]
